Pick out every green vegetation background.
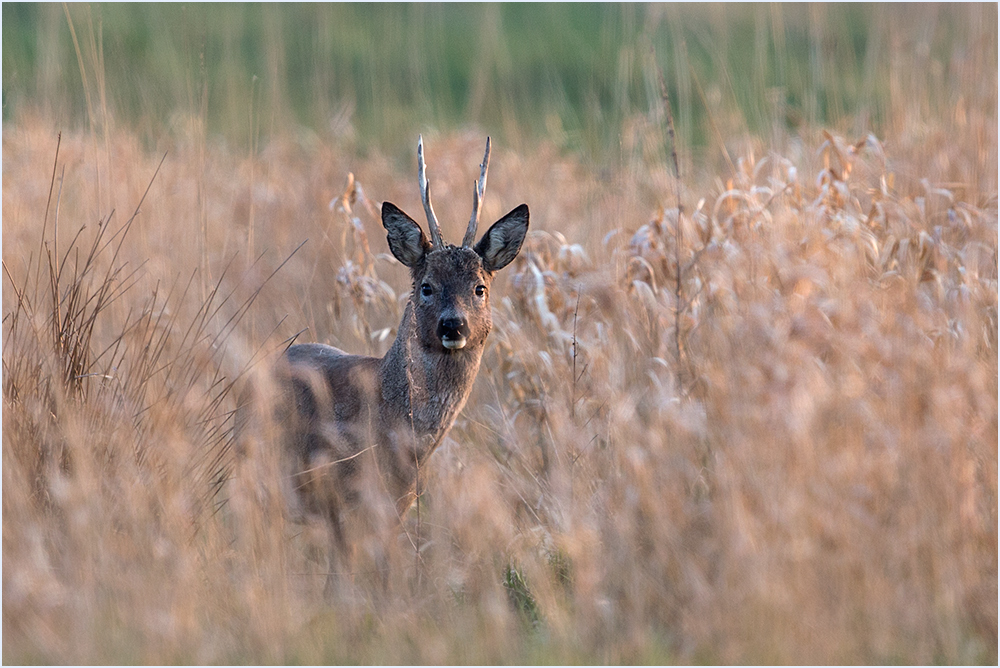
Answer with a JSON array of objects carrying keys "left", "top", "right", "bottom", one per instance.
[{"left": 5, "top": 3, "right": 992, "bottom": 161}]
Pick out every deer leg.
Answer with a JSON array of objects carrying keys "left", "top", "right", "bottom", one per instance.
[
  {"left": 322, "top": 503, "right": 354, "bottom": 601},
  {"left": 300, "top": 446, "right": 354, "bottom": 602}
]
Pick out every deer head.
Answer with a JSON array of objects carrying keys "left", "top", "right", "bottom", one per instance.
[{"left": 381, "top": 137, "right": 529, "bottom": 354}]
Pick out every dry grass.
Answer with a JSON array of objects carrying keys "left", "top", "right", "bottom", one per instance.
[{"left": 3, "top": 75, "right": 997, "bottom": 663}]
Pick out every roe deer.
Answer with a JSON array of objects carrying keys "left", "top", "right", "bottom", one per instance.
[{"left": 254, "top": 136, "right": 528, "bottom": 590}]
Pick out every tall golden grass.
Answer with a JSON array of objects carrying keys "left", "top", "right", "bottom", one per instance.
[{"left": 3, "top": 30, "right": 998, "bottom": 667}]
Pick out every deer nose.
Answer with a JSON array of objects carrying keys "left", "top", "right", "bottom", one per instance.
[{"left": 437, "top": 317, "right": 471, "bottom": 350}]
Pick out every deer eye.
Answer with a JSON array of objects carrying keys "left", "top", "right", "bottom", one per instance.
[
  {"left": 420, "top": 283, "right": 434, "bottom": 298},
  {"left": 475, "top": 285, "right": 486, "bottom": 298}
]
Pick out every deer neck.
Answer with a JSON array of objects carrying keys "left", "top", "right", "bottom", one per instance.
[{"left": 379, "top": 301, "right": 483, "bottom": 463}]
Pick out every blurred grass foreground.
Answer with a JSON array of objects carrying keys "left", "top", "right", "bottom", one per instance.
[{"left": 3, "top": 3, "right": 998, "bottom": 664}]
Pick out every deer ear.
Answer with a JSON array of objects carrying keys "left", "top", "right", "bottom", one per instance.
[
  {"left": 382, "top": 202, "right": 430, "bottom": 268},
  {"left": 474, "top": 204, "right": 529, "bottom": 272}
]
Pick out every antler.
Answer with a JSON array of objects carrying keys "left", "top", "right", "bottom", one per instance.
[
  {"left": 462, "top": 136, "right": 491, "bottom": 248},
  {"left": 417, "top": 135, "right": 444, "bottom": 247}
]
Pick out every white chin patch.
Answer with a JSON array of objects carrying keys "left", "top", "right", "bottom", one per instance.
[{"left": 442, "top": 337, "right": 467, "bottom": 350}]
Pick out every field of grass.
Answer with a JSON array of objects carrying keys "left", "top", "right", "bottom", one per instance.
[{"left": 3, "top": 3, "right": 998, "bottom": 664}]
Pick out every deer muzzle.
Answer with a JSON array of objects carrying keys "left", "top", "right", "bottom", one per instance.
[{"left": 438, "top": 316, "right": 471, "bottom": 350}]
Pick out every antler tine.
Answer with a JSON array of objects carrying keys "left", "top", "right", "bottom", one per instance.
[
  {"left": 462, "top": 136, "right": 491, "bottom": 248},
  {"left": 417, "top": 135, "right": 444, "bottom": 247}
]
